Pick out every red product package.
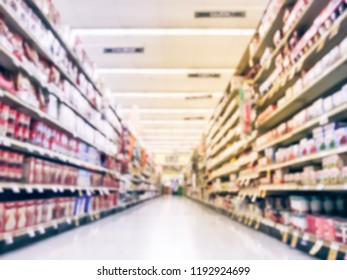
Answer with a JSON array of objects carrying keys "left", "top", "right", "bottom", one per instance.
[
  {"left": 16, "top": 201, "right": 27, "bottom": 230},
  {"left": 25, "top": 200, "right": 37, "bottom": 227},
  {"left": 11, "top": 34, "right": 24, "bottom": 61},
  {"left": 0, "top": 68, "right": 15, "bottom": 94},
  {"left": 35, "top": 200, "right": 44, "bottom": 225},
  {"left": 23, "top": 42, "right": 39, "bottom": 67},
  {"left": 42, "top": 199, "right": 55, "bottom": 223},
  {"left": 0, "top": 203, "right": 4, "bottom": 232},
  {"left": 23, "top": 157, "right": 36, "bottom": 184},
  {"left": 4, "top": 202, "right": 17, "bottom": 232}
]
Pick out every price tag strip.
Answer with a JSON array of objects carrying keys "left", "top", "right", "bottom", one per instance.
[
  {"left": 327, "top": 242, "right": 340, "bottom": 260},
  {"left": 309, "top": 239, "right": 324, "bottom": 256},
  {"left": 290, "top": 231, "right": 299, "bottom": 248}
]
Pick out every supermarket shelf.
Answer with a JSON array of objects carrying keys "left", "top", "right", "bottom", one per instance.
[
  {"left": 207, "top": 89, "right": 238, "bottom": 142},
  {"left": 256, "top": 100, "right": 347, "bottom": 152},
  {"left": 0, "top": 2, "right": 100, "bottom": 112},
  {"left": 259, "top": 53, "right": 347, "bottom": 131},
  {"left": 0, "top": 136, "right": 120, "bottom": 177},
  {"left": 258, "top": 144, "right": 347, "bottom": 173},
  {"left": 211, "top": 111, "right": 240, "bottom": 147},
  {"left": 211, "top": 128, "right": 240, "bottom": 157},
  {"left": 254, "top": 0, "right": 326, "bottom": 83},
  {"left": 0, "top": 182, "right": 118, "bottom": 195},
  {"left": 25, "top": 0, "right": 103, "bottom": 98},
  {"left": 0, "top": 43, "right": 109, "bottom": 142},
  {"left": 0, "top": 88, "right": 112, "bottom": 158},
  {"left": 258, "top": 9, "right": 347, "bottom": 109},
  {"left": 208, "top": 188, "right": 239, "bottom": 195},
  {"left": 236, "top": 0, "right": 294, "bottom": 75},
  {"left": 237, "top": 170, "right": 259, "bottom": 184},
  {"left": 0, "top": 195, "right": 160, "bottom": 254},
  {"left": 259, "top": 184, "right": 347, "bottom": 193},
  {"left": 188, "top": 196, "right": 347, "bottom": 260},
  {"left": 208, "top": 132, "right": 257, "bottom": 171},
  {"left": 211, "top": 99, "right": 238, "bottom": 143}
]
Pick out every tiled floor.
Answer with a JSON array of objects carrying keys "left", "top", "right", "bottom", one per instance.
[{"left": 1, "top": 196, "right": 313, "bottom": 260}]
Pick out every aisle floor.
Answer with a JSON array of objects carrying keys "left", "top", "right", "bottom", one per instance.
[{"left": 1, "top": 196, "right": 313, "bottom": 260}]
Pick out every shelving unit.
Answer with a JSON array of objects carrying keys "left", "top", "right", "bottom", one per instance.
[
  {"left": 187, "top": 0, "right": 347, "bottom": 260},
  {"left": 0, "top": 0, "right": 160, "bottom": 255}
]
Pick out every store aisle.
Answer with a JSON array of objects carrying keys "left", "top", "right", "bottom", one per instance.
[{"left": 1, "top": 196, "right": 313, "bottom": 260}]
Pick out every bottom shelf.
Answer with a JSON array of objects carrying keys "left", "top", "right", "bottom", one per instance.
[
  {"left": 0, "top": 195, "right": 160, "bottom": 255},
  {"left": 187, "top": 195, "right": 347, "bottom": 260}
]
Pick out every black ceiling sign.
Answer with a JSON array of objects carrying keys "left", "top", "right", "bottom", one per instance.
[
  {"left": 188, "top": 73, "right": 221, "bottom": 78},
  {"left": 104, "top": 47, "right": 144, "bottom": 54},
  {"left": 195, "top": 11, "right": 246, "bottom": 18}
]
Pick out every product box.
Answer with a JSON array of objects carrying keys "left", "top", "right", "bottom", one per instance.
[{"left": 16, "top": 201, "right": 27, "bottom": 230}]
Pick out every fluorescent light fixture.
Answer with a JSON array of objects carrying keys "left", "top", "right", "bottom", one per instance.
[
  {"left": 143, "top": 135, "right": 201, "bottom": 140},
  {"left": 97, "top": 68, "right": 235, "bottom": 75},
  {"left": 122, "top": 108, "right": 212, "bottom": 114},
  {"left": 72, "top": 28, "right": 255, "bottom": 37},
  {"left": 141, "top": 120, "right": 206, "bottom": 124},
  {"left": 109, "top": 92, "right": 223, "bottom": 99},
  {"left": 143, "top": 131, "right": 203, "bottom": 136}
]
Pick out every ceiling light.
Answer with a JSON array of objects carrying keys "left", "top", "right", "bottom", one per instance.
[
  {"left": 143, "top": 136, "right": 201, "bottom": 140},
  {"left": 108, "top": 92, "right": 223, "bottom": 98},
  {"left": 143, "top": 129, "right": 203, "bottom": 134},
  {"left": 141, "top": 120, "right": 206, "bottom": 124},
  {"left": 72, "top": 28, "right": 255, "bottom": 37},
  {"left": 122, "top": 108, "right": 212, "bottom": 114},
  {"left": 96, "top": 68, "right": 235, "bottom": 75}
]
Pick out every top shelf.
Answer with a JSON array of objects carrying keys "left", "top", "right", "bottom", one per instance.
[
  {"left": 236, "top": 0, "right": 295, "bottom": 76},
  {"left": 253, "top": 0, "right": 327, "bottom": 84},
  {"left": 25, "top": 0, "right": 103, "bottom": 98}
]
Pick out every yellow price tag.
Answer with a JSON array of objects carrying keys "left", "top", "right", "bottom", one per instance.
[
  {"left": 327, "top": 243, "right": 339, "bottom": 260},
  {"left": 254, "top": 218, "right": 261, "bottom": 230},
  {"left": 282, "top": 231, "right": 289, "bottom": 243},
  {"left": 296, "top": 60, "right": 304, "bottom": 74},
  {"left": 329, "top": 21, "right": 340, "bottom": 39},
  {"left": 248, "top": 217, "right": 254, "bottom": 226},
  {"left": 290, "top": 231, "right": 299, "bottom": 248},
  {"left": 309, "top": 240, "right": 324, "bottom": 255},
  {"left": 75, "top": 219, "right": 80, "bottom": 227},
  {"left": 316, "top": 36, "right": 327, "bottom": 53}
]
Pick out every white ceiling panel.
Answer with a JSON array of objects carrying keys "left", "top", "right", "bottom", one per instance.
[{"left": 101, "top": 73, "right": 231, "bottom": 92}]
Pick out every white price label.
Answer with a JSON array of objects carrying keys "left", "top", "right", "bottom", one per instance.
[
  {"left": 344, "top": 184, "right": 347, "bottom": 190},
  {"left": 303, "top": 185, "right": 310, "bottom": 190},
  {"left": 37, "top": 187, "right": 44, "bottom": 193},
  {"left": 86, "top": 189, "right": 91, "bottom": 196},
  {"left": 70, "top": 187, "right": 75, "bottom": 192},
  {"left": 38, "top": 226, "right": 45, "bottom": 235},
  {"left": 330, "top": 242, "right": 339, "bottom": 251},
  {"left": 4, "top": 234, "right": 13, "bottom": 245},
  {"left": 292, "top": 230, "right": 299, "bottom": 237},
  {"left": 2, "top": 138, "right": 11, "bottom": 147},
  {"left": 52, "top": 222, "right": 58, "bottom": 229},
  {"left": 26, "top": 144, "right": 33, "bottom": 152},
  {"left": 12, "top": 186, "right": 20, "bottom": 193},
  {"left": 66, "top": 218, "right": 72, "bottom": 225},
  {"left": 27, "top": 229, "right": 35, "bottom": 238},
  {"left": 317, "top": 184, "right": 324, "bottom": 190},
  {"left": 52, "top": 186, "right": 58, "bottom": 193},
  {"left": 104, "top": 189, "right": 110, "bottom": 195},
  {"left": 58, "top": 186, "right": 64, "bottom": 193},
  {"left": 302, "top": 233, "right": 310, "bottom": 241},
  {"left": 319, "top": 115, "right": 329, "bottom": 126},
  {"left": 26, "top": 186, "right": 33, "bottom": 194},
  {"left": 0, "top": 187, "right": 3, "bottom": 193}
]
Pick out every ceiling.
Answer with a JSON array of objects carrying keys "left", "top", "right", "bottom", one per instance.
[{"left": 53, "top": 0, "right": 268, "bottom": 156}]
